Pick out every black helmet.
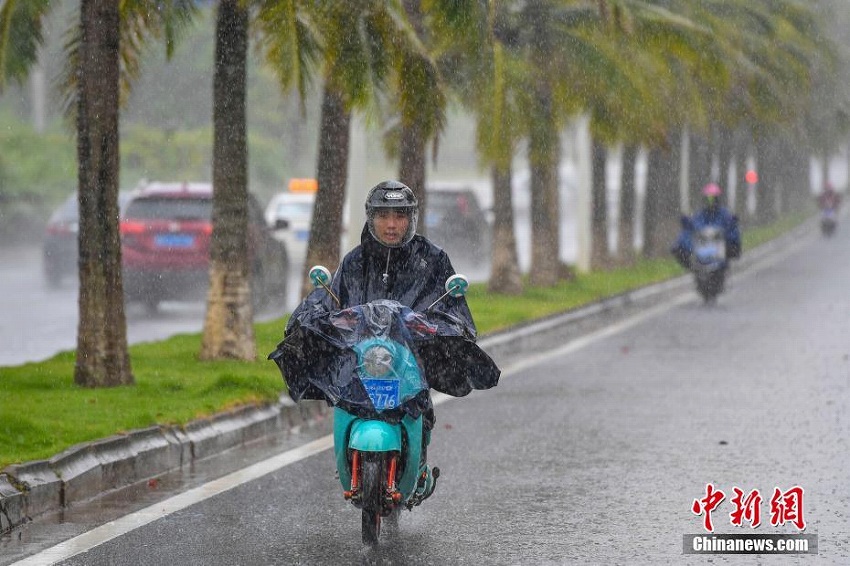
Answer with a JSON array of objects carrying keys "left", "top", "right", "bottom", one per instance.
[{"left": 365, "top": 180, "right": 418, "bottom": 247}]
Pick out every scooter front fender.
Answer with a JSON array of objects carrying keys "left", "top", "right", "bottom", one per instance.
[
  {"left": 349, "top": 420, "right": 402, "bottom": 452},
  {"left": 332, "top": 407, "right": 424, "bottom": 497}
]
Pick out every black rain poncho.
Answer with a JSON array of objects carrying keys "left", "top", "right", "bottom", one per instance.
[{"left": 269, "top": 226, "right": 500, "bottom": 420}]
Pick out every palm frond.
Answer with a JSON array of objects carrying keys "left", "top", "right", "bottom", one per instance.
[{"left": 0, "top": 0, "right": 53, "bottom": 91}]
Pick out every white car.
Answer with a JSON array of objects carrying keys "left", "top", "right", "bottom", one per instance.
[{"left": 265, "top": 192, "right": 315, "bottom": 265}]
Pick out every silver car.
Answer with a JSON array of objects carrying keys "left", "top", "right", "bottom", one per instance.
[{"left": 265, "top": 191, "right": 314, "bottom": 267}]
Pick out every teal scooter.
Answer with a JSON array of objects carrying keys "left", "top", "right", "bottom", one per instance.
[{"left": 307, "top": 265, "right": 469, "bottom": 546}]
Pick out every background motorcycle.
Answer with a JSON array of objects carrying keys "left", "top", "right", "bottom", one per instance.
[{"left": 684, "top": 218, "right": 728, "bottom": 304}]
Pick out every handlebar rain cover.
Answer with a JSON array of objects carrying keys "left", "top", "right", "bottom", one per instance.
[{"left": 270, "top": 297, "right": 500, "bottom": 420}]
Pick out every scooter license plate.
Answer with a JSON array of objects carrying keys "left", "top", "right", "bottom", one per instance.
[
  {"left": 697, "top": 242, "right": 724, "bottom": 259},
  {"left": 361, "top": 378, "right": 400, "bottom": 410}
]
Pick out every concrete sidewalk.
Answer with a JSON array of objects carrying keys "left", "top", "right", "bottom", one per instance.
[{"left": 0, "top": 217, "right": 817, "bottom": 535}]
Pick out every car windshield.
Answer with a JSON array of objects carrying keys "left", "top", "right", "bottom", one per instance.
[
  {"left": 125, "top": 197, "right": 211, "bottom": 221},
  {"left": 53, "top": 191, "right": 135, "bottom": 222},
  {"left": 429, "top": 192, "right": 462, "bottom": 209},
  {"left": 429, "top": 192, "right": 475, "bottom": 213},
  {"left": 275, "top": 201, "right": 313, "bottom": 219}
]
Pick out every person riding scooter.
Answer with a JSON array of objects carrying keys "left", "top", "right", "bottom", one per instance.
[
  {"left": 818, "top": 182, "right": 841, "bottom": 213},
  {"left": 671, "top": 183, "right": 742, "bottom": 270},
  {"left": 275, "top": 180, "right": 500, "bottom": 504},
  {"left": 817, "top": 183, "right": 841, "bottom": 237}
]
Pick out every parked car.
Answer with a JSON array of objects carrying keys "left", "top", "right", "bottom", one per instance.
[
  {"left": 42, "top": 191, "right": 133, "bottom": 288},
  {"left": 120, "top": 181, "right": 288, "bottom": 312},
  {"left": 265, "top": 190, "right": 315, "bottom": 266},
  {"left": 424, "top": 185, "right": 492, "bottom": 266}
]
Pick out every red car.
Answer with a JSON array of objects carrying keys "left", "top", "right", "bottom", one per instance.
[{"left": 120, "top": 182, "right": 288, "bottom": 312}]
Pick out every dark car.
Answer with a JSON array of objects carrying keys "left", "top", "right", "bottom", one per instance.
[
  {"left": 42, "top": 191, "right": 133, "bottom": 288},
  {"left": 424, "top": 185, "right": 492, "bottom": 266},
  {"left": 120, "top": 182, "right": 288, "bottom": 312}
]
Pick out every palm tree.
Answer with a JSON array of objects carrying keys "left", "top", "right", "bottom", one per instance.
[
  {"left": 616, "top": 144, "right": 638, "bottom": 264},
  {"left": 74, "top": 0, "right": 132, "bottom": 387},
  {"left": 499, "top": 1, "right": 609, "bottom": 287},
  {"left": 0, "top": 0, "right": 194, "bottom": 386},
  {"left": 474, "top": 5, "right": 525, "bottom": 294},
  {"left": 258, "top": 1, "right": 427, "bottom": 295},
  {"left": 391, "top": 1, "right": 488, "bottom": 231},
  {"left": 395, "top": 1, "right": 438, "bottom": 219},
  {"left": 199, "top": 0, "right": 253, "bottom": 360},
  {"left": 682, "top": 0, "right": 828, "bottom": 223}
]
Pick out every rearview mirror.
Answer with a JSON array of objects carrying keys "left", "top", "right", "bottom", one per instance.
[
  {"left": 308, "top": 265, "right": 332, "bottom": 288},
  {"left": 445, "top": 274, "right": 469, "bottom": 298}
]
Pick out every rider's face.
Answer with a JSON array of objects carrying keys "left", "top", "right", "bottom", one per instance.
[{"left": 373, "top": 210, "right": 410, "bottom": 246}]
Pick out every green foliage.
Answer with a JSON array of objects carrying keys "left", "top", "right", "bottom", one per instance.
[
  {"left": 0, "top": 2, "right": 321, "bottom": 208},
  {"left": 0, "top": 110, "right": 75, "bottom": 200},
  {"left": 120, "top": 124, "right": 213, "bottom": 187},
  {"left": 0, "top": 0, "right": 52, "bottom": 91}
]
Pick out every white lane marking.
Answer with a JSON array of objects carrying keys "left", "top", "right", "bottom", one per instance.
[
  {"left": 12, "top": 437, "right": 332, "bottom": 566},
  {"left": 15, "top": 233, "right": 800, "bottom": 565}
]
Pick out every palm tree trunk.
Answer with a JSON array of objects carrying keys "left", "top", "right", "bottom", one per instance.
[
  {"left": 820, "top": 152, "right": 829, "bottom": 193},
  {"left": 528, "top": 83, "right": 560, "bottom": 287},
  {"left": 755, "top": 134, "right": 778, "bottom": 225},
  {"left": 688, "top": 132, "right": 712, "bottom": 212},
  {"left": 399, "top": 121, "right": 427, "bottom": 235},
  {"left": 200, "top": 0, "right": 254, "bottom": 361},
  {"left": 776, "top": 138, "right": 795, "bottom": 214},
  {"left": 74, "top": 0, "right": 133, "bottom": 388},
  {"left": 642, "top": 133, "right": 681, "bottom": 258},
  {"left": 732, "top": 129, "right": 749, "bottom": 220},
  {"left": 642, "top": 148, "right": 664, "bottom": 258},
  {"left": 716, "top": 125, "right": 733, "bottom": 193},
  {"left": 399, "top": 0, "right": 429, "bottom": 234},
  {"left": 590, "top": 139, "right": 609, "bottom": 270},
  {"left": 487, "top": 164, "right": 522, "bottom": 294},
  {"left": 302, "top": 79, "right": 350, "bottom": 296},
  {"left": 617, "top": 144, "right": 637, "bottom": 265}
]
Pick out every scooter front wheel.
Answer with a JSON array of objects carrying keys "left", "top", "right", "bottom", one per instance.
[
  {"left": 696, "top": 271, "right": 724, "bottom": 304},
  {"left": 360, "top": 453, "right": 384, "bottom": 546}
]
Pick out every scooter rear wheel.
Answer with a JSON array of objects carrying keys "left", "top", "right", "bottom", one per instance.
[{"left": 360, "top": 454, "right": 384, "bottom": 546}]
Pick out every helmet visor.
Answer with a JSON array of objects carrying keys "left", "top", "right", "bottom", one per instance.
[{"left": 367, "top": 208, "right": 418, "bottom": 247}]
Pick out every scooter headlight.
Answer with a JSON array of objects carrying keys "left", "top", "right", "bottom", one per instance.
[{"left": 363, "top": 345, "right": 394, "bottom": 377}]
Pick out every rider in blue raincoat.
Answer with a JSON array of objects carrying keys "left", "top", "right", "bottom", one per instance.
[{"left": 671, "top": 183, "right": 742, "bottom": 269}]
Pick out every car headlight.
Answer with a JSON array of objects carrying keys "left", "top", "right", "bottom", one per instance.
[{"left": 362, "top": 345, "right": 393, "bottom": 378}]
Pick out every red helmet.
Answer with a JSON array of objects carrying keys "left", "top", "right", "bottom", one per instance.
[{"left": 702, "top": 183, "right": 722, "bottom": 197}]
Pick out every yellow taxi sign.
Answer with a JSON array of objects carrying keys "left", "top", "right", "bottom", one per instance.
[{"left": 289, "top": 178, "right": 318, "bottom": 193}]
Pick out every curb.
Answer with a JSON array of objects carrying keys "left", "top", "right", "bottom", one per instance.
[
  {"left": 0, "top": 399, "right": 329, "bottom": 534},
  {"left": 0, "top": 216, "right": 817, "bottom": 534}
]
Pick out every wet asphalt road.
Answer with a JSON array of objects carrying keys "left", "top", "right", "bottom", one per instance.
[
  {"left": 0, "top": 245, "right": 303, "bottom": 367},
  {"left": 5, "top": 224, "right": 850, "bottom": 564}
]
